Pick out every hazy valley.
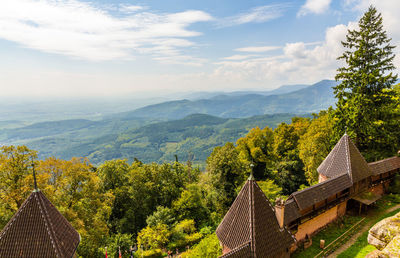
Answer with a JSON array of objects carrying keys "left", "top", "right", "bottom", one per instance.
[{"left": 0, "top": 80, "right": 337, "bottom": 165}]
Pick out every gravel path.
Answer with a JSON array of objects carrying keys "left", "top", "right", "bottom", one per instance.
[{"left": 327, "top": 204, "right": 400, "bottom": 257}]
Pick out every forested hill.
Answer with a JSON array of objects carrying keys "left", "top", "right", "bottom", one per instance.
[
  {"left": 0, "top": 80, "right": 338, "bottom": 165},
  {"left": 20, "top": 113, "right": 307, "bottom": 165},
  {"left": 116, "top": 80, "right": 337, "bottom": 120}
]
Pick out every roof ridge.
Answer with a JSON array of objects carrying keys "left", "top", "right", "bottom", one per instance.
[
  {"left": 35, "top": 191, "right": 62, "bottom": 257},
  {"left": 40, "top": 190, "right": 80, "bottom": 244},
  {"left": 291, "top": 173, "right": 347, "bottom": 196},
  {"left": 0, "top": 189, "right": 80, "bottom": 257},
  {"left": 344, "top": 135, "right": 352, "bottom": 182},
  {"left": 216, "top": 179, "right": 295, "bottom": 257},
  {"left": 368, "top": 156, "right": 399, "bottom": 165},
  {"left": 249, "top": 180, "right": 255, "bottom": 256}
]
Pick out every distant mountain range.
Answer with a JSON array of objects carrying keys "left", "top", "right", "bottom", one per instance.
[
  {"left": 181, "top": 83, "right": 309, "bottom": 100},
  {"left": 0, "top": 79, "right": 339, "bottom": 165},
  {"left": 115, "top": 80, "right": 338, "bottom": 120}
]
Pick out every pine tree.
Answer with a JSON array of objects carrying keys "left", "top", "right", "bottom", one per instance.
[{"left": 334, "top": 6, "right": 398, "bottom": 160}]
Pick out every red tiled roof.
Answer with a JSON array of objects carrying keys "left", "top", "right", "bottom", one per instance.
[
  {"left": 368, "top": 156, "right": 400, "bottom": 175},
  {"left": 216, "top": 178, "right": 295, "bottom": 258},
  {"left": 0, "top": 190, "right": 80, "bottom": 257},
  {"left": 318, "top": 134, "right": 372, "bottom": 183}
]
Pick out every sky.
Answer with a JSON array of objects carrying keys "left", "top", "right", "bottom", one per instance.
[{"left": 0, "top": 0, "right": 400, "bottom": 97}]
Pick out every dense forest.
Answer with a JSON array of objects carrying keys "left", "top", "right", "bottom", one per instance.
[{"left": 0, "top": 6, "right": 399, "bottom": 258}]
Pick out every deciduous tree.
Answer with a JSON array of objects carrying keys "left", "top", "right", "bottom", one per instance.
[
  {"left": 299, "top": 110, "right": 335, "bottom": 184},
  {"left": 0, "top": 146, "right": 38, "bottom": 227},
  {"left": 236, "top": 126, "right": 274, "bottom": 179},
  {"left": 206, "top": 143, "right": 248, "bottom": 216}
]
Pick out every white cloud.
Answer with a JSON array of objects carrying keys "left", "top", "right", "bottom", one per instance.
[
  {"left": 217, "top": 4, "right": 287, "bottom": 28},
  {"left": 213, "top": 0, "right": 400, "bottom": 89},
  {"left": 298, "top": 0, "right": 332, "bottom": 16},
  {"left": 0, "top": 0, "right": 212, "bottom": 61},
  {"left": 235, "top": 46, "right": 281, "bottom": 52},
  {"left": 223, "top": 55, "right": 255, "bottom": 60},
  {"left": 153, "top": 55, "right": 207, "bottom": 67},
  {"left": 283, "top": 42, "right": 307, "bottom": 59},
  {"left": 212, "top": 22, "right": 354, "bottom": 86},
  {"left": 118, "top": 4, "right": 144, "bottom": 14}
]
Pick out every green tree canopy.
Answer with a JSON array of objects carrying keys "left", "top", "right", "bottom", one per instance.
[
  {"left": 257, "top": 179, "right": 282, "bottom": 204},
  {"left": 334, "top": 5, "right": 398, "bottom": 160},
  {"left": 181, "top": 234, "right": 222, "bottom": 258},
  {"left": 206, "top": 142, "right": 248, "bottom": 217},
  {"left": 236, "top": 126, "right": 275, "bottom": 179},
  {"left": 272, "top": 118, "right": 310, "bottom": 194},
  {"left": 146, "top": 206, "right": 176, "bottom": 228},
  {"left": 172, "top": 184, "right": 209, "bottom": 227},
  {"left": 299, "top": 110, "right": 335, "bottom": 184},
  {"left": 136, "top": 224, "right": 170, "bottom": 251}
]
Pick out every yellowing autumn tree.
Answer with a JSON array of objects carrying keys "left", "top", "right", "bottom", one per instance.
[
  {"left": 0, "top": 146, "right": 38, "bottom": 227},
  {"left": 37, "top": 157, "right": 114, "bottom": 257}
]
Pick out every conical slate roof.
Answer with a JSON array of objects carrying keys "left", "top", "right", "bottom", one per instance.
[
  {"left": 0, "top": 190, "right": 80, "bottom": 257},
  {"left": 216, "top": 177, "right": 295, "bottom": 257},
  {"left": 317, "top": 133, "right": 372, "bottom": 183}
]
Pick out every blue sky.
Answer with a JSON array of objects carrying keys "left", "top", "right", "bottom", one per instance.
[{"left": 0, "top": 0, "right": 399, "bottom": 97}]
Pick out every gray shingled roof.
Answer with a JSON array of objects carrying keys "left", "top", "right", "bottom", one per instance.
[
  {"left": 368, "top": 156, "right": 400, "bottom": 175},
  {"left": 288, "top": 173, "right": 352, "bottom": 212},
  {"left": 216, "top": 178, "right": 295, "bottom": 258},
  {"left": 317, "top": 133, "right": 372, "bottom": 183},
  {"left": 283, "top": 199, "right": 301, "bottom": 225},
  {"left": 220, "top": 241, "right": 251, "bottom": 258},
  {"left": 0, "top": 190, "right": 80, "bottom": 257}
]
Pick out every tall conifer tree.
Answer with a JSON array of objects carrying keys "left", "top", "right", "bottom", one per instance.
[{"left": 334, "top": 6, "right": 398, "bottom": 160}]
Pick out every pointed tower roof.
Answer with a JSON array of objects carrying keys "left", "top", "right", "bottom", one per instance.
[
  {"left": 216, "top": 177, "right": 295, "bottom": 258},
  {"left": 0, "top": 190, "right": 80, "bottom": 257},
  {"left": 317, "top": 133, "right": 372, "bottom": 183}
]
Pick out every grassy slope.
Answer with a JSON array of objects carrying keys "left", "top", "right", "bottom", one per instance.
[
  {"left": 292, "top": 215, "right": 364, "bottom": 258},
  {"left": 293, "top": 194, "right": 400, "bottom": 258},
  {"left": 337, "top": 195, "right": 400, "bottom": 257}
]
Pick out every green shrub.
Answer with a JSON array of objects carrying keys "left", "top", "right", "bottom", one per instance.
[
  {"left": 135, "top": 249, "right": 164, "bottom": 258},
  {"left": 181, "top": 234, "right": 222, "bottom": 258}
]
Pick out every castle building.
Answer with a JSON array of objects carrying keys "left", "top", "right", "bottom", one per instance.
[
  {"left": 216, "top": 173, "right": 295, "bottom": 257},
  {"left": 279, "top": 133, "right": 400, "bottom": 242},
  {"left": 0, "top": 185, "right": 80, "bottom": 257},
  {"left": 217, "top": 133, "right": 400, "bottom": 255}
]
